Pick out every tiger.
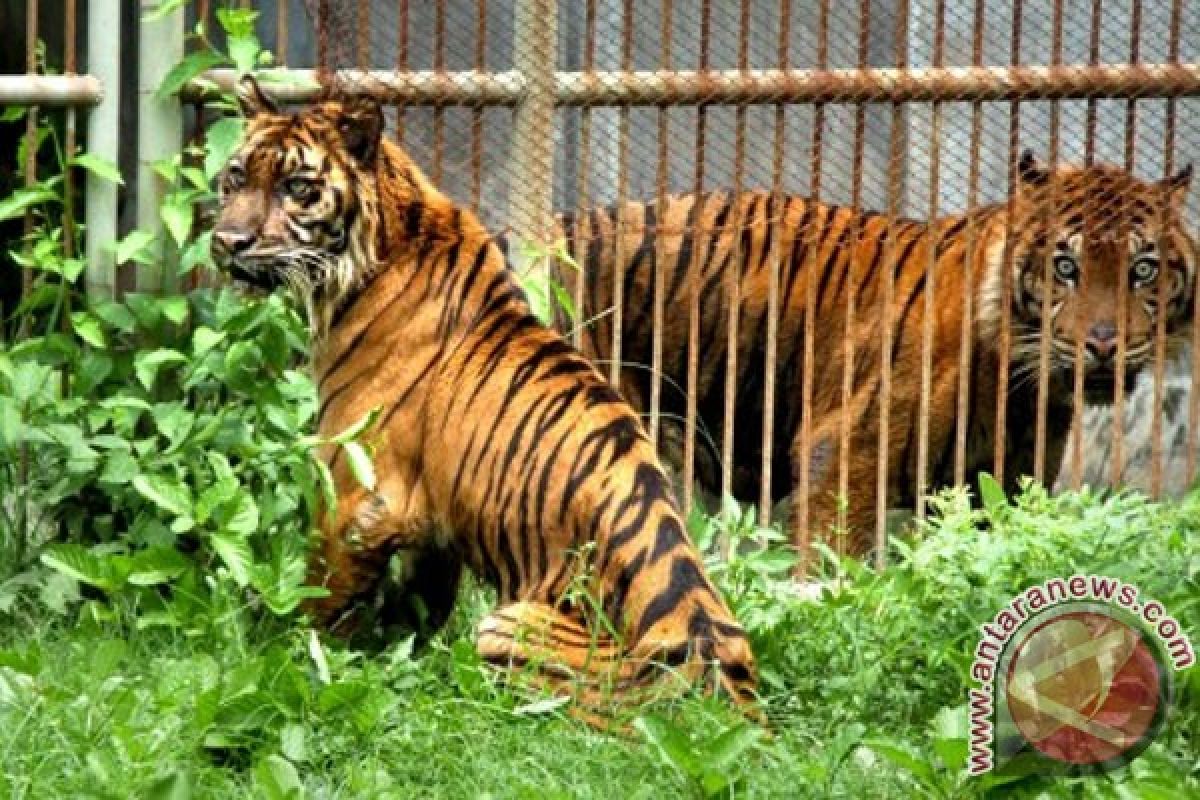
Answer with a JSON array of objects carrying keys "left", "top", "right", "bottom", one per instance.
[
  {"left": 535, "top": 153, "right": 1196, "bottom": 558},
  {"left": 210, "top": 75, "right": 758, "bottom": 720}
]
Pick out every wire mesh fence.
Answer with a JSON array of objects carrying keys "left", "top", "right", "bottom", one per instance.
[{"left": 6, "top": 0, "right": 1199, "bottom": 569}]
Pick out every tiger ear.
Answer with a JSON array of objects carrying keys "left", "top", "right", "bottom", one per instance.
[
  {"left": 1162, "top": 163, "right": 1193, "bottom": 211},
  {"left": 236, "top": 74, "right": 280, "bottom": 118},
  {"left": 1016, "top": 150, "right": 1050, "bottom": 189},
  {"left": 336, "top": 97, "right": 384, "bottom": 168}
]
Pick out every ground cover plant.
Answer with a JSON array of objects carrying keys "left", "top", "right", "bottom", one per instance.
[{"left": 1, "top": 8, "right": 1198, "bottom": 798}]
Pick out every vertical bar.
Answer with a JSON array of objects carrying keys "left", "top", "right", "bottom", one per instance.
[
  {"left": 316, "top": 0, "right": 329, "bottom": 72},
  {"left": 432, "top": 0, "right": 446, "bottom": 184},
  {"left": 470, "top": 0, "right": 487, "bottom": 209},
  {"left": 276, "top": 0, "right": 289, "bottom": 66},
  {"left": 1075, "top": 0, "right": 1099, "bottom": 489},
  {"left": 683, "top": 0, "right": 714, "bottom": 514},
  {"left": 510, "top": 0, "right": 557, "bottom": 266},
  {"left": 137, "top": 0, "right": 184, "bottom": 293},
  {"left": 395, "top": 0, "right": 409, "bottom": 144},
  {"left": 649, "top": 0, "right": 673, "bottom": 447},
  {"left": 20, "top": 0, "right": 39, "bottom": 333},
  {"left": 571, "top": 0, "right": 597, "bottom": 352},
  {"left": 608, "top": 0, "right": 633, "bottom": 387},
  {"left": 954, "top": 0, "right": 986, "bottom": 486},
  {"left": 760, "top": 0, "right": 791, "bottom": 525},
  {"left": 837, "top": 0, "right": 871, "bottom": 557},
  {"left": 797, "top": 0, "right": 829, "bottom": 568},
  {"left": 1150, "top": 0, "right": 1177, "bottom": 498},
  {"left": 875, "top": 0, "right": 910, "bottom": 569},
  {"left": 1113, "top": 0, "right": 1141, "bottom": 487},
  {"left": 86, "top": 0, "right": 120, "bottom": 300},
  {"left": 721, "top": 0, "right": 751, "bottom": 506},
  {"left": 1033, "top": 0, "right": 1065, "bottom": 483},
  {"left": 917, "top": 0, "right": 947, "bottom": 522},
  {"left": 992, "top": 0, "right": 1024, "bottom": 486},
  {"left": 62, "top": 0, "right": 77, "bottom": 329},
  {"left": 1176, "top": 0, "right": 1200, "bottom": 488},
  {"left": 355, "top": 0, "right": 368, "bottom": 69}
]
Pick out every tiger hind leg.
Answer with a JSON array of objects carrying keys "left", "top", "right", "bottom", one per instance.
[{"left": 476, "top": 602, "right": 699, "bottom": 722}]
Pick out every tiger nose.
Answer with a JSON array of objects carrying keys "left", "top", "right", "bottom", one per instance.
[
  {"left": 1085, "top": 322, "right": 1118, "bottom": 363},
  {"left": 213, "top": 228, "right": 255, "bottom": 256}
]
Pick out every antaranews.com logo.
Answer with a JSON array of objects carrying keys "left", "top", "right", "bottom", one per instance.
[{"left": 967, "top": 574, "right": 1194, "bottom": 776}]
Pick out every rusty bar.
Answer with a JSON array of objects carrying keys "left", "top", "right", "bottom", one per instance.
[
  {"left": 720, "top": 0, "right": 752, "bottom": 507},
  {"left": 62, "top": 0, "right": 77, "bottom": 289},
  {"left": 797, "top": 0, "right": 830, "bottom": 570},
  {"left": 993, "top": 0, "right": 1024, "bottom": 486},
  {"left": 315, "top": 0, "right": 329, "bottom": 71},
  {"left": 649, "top": 0, "right": 673, "bottom": 447},
  {"left": 184, "top": 63, "right": 1200, "bottom": 107},
  {"left": 1112, "top": 0, "right": 1143, "bottom": 489},
  {"left": 683, "top": 0, "right": 714, "bottom": 514},
  {"left": 608, "top": 0, "right": 634, "bottom": 387},
  {"left": 570, "top": 0, "right": 597, "bottom": 352},
  {"left": 21, "top": 0, "right": 39, "bottom": 332},
  {"left": 470, "top": 0, "right": 486, "bottom": 209},
  {"left": 431, "top": 0, "right": 446, "bottom": 184},
  {"left": 509, "top": 0, "right": 557, "bottom": 253},
  {"left": 875, "top": 0, "right": 910, "bottom": 570},
  {"left": 954, "top": 0, "right": 985, "bottom": 487},
  {"left": 1034, "top": 0, "right": 1065, "bottom": 484},
  {"left": 0, "top": 75, "right": 103, "bottom": 106},
  {"left": 916, "top": 0, "right": 947, "bottom": 523},
  {"left": 837, "top": 0, "right": 872, "bottom": 561},
  {"left": 760, "top": 0, "right": 791, "bottom": 525},
  {"left": 276, "top": 0, "right": 289, "bottom": 65},
  {"left": 355, "top": 0, "right": 368, "bottom": 69},
  {"left": 1148, "top": 0, "right": 1172, "bottom": 498},
  {"left": 1171, "top": 0, "right": 1200, "bottom": 487},
  {"left": 1070, "top": 0, "right": 1104, "bottom": 491},
  {"left": 395, "top": 0, "right": 409, "bottom": 143}
]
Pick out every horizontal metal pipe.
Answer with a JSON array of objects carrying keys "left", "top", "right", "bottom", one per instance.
[
  {"left": 186, "top": 63, "right": 1200, "bottom": 107},
  {"left": 185, "top": 68, "right": 527, "bottom": 105},
  {"left": 0, "top": 74, "right": 102, "bottom": 106}
]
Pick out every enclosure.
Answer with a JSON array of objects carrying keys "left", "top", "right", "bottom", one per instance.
[{"left": 0, "top": 1, "right": 1198, "bottom": 797}]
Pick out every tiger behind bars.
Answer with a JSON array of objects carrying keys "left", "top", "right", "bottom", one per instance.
[
  {"left": 531, "top": 154, "right": 1196, "bottom": 558},
  {"left": 210, "top": 76, "right": 758, "bottom": 719}
]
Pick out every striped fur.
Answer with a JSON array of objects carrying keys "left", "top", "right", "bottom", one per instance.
[
  {"left": 211, "top": 77, "right": 758, "bottom": 719},
  {"left": 536, "top": 153, "right": 1196, "bottom": 557}
]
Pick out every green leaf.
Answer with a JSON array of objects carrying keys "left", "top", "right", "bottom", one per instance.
[
  {"left": 160, "top": 295, "right": 189, "bottom": 325},
  {"left": 634, "top": 714, "right": 699, "bottom": 777},
  {"left": 0, "top": 185, "right": 59, "bottom": 221},
  {"left": 127, "top": 548, "right": 190, "bottom": 586},
  {"left": 70, "top": 153, "right": 124, "bottom": 184},
  {"left": 341, "top": 441, "right": 376, "bottom": 492},
  {"left": 132, "top": 474, "right": 192, "bottom": 517},
  {"left": 157, "top": 50, "right": 228, "bottom": 99},
  {"left": 211, "top": 533, "right": 253, "bottom": 587},
  {"left": 512, "top": 696, "right": 571, "bottom": 716},
  {"left": 113, "top": 230, "right": 157, "bottom": 265},
  {"left": 134, "top": 348, "right": 188, "bottom": 389},
  {"left": 225, "top": 494, "right": 260, "bottom": 536},
  {"left": 863, "top": 738, "right": 936, "bottom": 787},
  {"left": 204, "top": 117, "right": 245, "bottom": 180},
  {"left": 705, "top": 724, "right": 764, "bottom": 774},
  {"left": 328, "top": 407, "right": 381, "bottom": 445},
  {"left": 193, "top": 326, "right": 227, "bottom": 357},
  {"left": 228, "top": 35, "right": 262, "bottom": 75},
  {"left": 41, "top": 544, "right": 119, "bottom": 592},
  {"left": 142, "top": 0, "right": 188, "bottom": 23},
  {"left": 977, "top": 473, "right": 1007, "bottom": 515},
  {"left": 308, "top": 630, "right": 331, "bottom": 685},
  {"left": 70, "top": 311, "right": 107, "bottom": 348},
  {"left": 161, "top": 192, "right": 194, "bottom": 246}
]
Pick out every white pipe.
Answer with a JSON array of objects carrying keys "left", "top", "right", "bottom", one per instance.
[
  {"left": 136, "top": 0, "right": 183, "bottom": 293},
  {"left": 84, "top": 1, "right": 119, "bottom": 299}
]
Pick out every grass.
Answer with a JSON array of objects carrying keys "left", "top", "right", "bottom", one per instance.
[{"left": 1, "top": 484, "right": 1198, "bottom": 799}]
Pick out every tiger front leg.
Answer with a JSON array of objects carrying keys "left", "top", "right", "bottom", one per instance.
[
  {"left": 304, "top": 485, "right": 433, "bottom": 634},
  {"left": 789, "top": 424, "right": 882, "bottom": 572}
]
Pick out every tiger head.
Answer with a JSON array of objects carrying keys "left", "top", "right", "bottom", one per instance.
[
  {"left": 212, "top": 76, "right": 422, "bottom": 329},
  {"left": 989, "top": 151, "right": 1196, "bottom": 404}
]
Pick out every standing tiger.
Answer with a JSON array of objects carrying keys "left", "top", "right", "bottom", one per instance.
[
  {"left": 211, "top": 76, "right": 758, "bottom": 718},
  {"left": 537, "top": 154, "right": 1195, "bottom": 557}
]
